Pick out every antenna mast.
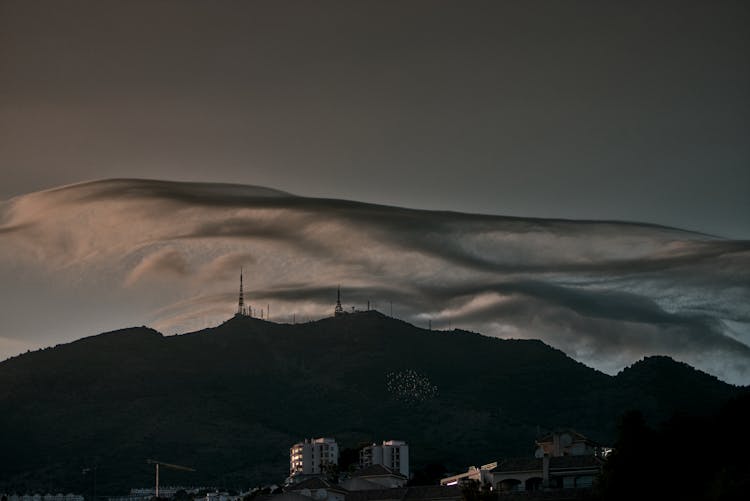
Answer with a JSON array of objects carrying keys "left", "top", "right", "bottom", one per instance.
[
  {"left": 334, "top": 285, "right": 344, "bottom": 316},
  {"left": 237, "top": 268, "right": 248, "bottom": 316}
]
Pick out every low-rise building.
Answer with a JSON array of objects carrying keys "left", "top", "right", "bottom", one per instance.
[
  {"left": 285, "top": 477, "right": 347, "bottom": 501},
  {"left": 342, "top": 465, "right": 407, "bottom": 491},
  {"left": 534, "top": 429, "right": 604, "bottom": 458},
  {"left": 442, "top": 430, "right": 605, "bottom": 493},
  {"left": 5, "top": 494, "right": 83, "bottom": 501}
]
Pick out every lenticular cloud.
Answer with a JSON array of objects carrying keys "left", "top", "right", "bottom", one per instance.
[{"left": 1, "top": 179, "right": 749, "bottom": 384}]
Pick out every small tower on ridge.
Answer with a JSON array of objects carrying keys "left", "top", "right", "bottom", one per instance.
[
  {"left": 236, "top": 268, "right": 250, "bottom": 317},
  {"left": 334, "top": 285, "right": 344, "bottom": 317}
]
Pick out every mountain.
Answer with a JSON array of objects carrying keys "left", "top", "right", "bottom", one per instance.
[
  {"left": 0, "top": 311, "right": 743, "bottom": 494},
  {"left": 2, "top": 178, "right": 749, "bottom": 386}
]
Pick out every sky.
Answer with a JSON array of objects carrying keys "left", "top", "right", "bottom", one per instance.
[
  {"left": 1, "top": 0, "right": 748, "bottom": 237},
  {"left": 0, "top": 2, "right": 749, "bottom": 382}
]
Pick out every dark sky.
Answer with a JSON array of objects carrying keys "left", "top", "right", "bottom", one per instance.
[{"left": 1, "top": 0, "right": 748, "bottom": 237}]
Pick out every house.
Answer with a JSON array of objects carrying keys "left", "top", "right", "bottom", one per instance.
[
  {"left": 534, "top": 429, "right": 604, "bottom": 458},
  {"left": 442, "top": 430, "right": 604, "bottom": 493},
  {"left": 341, "top": 465, "right": 407, "bottom": 491},
  {"left": 488, "top": 455, "right": 604, "bottom": 492},
  {"left": 285, "top": 477, "right": 347, "bottom": 501}
]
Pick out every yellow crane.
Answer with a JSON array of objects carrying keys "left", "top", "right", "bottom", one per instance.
[{"left": 145, "top": 459, "right": 196, "bottom": 498}]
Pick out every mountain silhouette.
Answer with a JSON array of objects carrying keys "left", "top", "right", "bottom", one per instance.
[{"left": 0, "top": 311, "right": 742, "bottom": 494}]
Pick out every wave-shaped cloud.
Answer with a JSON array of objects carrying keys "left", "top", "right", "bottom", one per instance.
[{"left": 1, "top": 178, "right": 748, "bottom": 384}]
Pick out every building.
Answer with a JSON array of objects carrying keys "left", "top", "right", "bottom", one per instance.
[
  {"left": 534, "top": 429, "right": 605, "bottom": 458},
  {"left": 359, "top": 440, "right": 409, "bottom": 478},
  {"left": 290, "top": 438, "right": 340, "bottom": 480},
  {"left": 285, "top": 477, "right": 347, "bottom": 501},
  {"left": 441, "top": 430, "right": 605, "bottom": 493},
  {"left": 341, "top": 465, "right": 407, "bottom": 491},
  {"left": 4, "top": 495, "right": 84, "bottom": 501},
  {"left": 491, "top": 455, "right": 603, "bottom": 491}
]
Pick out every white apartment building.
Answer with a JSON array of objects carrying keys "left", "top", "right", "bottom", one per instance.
[
  {"left": 289, "top": 437, "right": 340, "bottom": 478},
  {"left": 359, "top": 440, "right": 410, "bottom": 478}
]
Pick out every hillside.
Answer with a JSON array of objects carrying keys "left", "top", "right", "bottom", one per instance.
[{"left": 0, "top": 311, "right": 743, "bottom": 494}]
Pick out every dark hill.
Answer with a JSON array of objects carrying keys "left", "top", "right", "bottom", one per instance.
[{"left": 0, "top": 311, "right": 742, "bottom": 494}]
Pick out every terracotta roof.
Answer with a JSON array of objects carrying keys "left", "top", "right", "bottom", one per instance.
[
  {"left": 352, "top": 465, "right": 405, "bottom": 479},
  {"left": 493, "top": 458, "right": 542, "bottom": 473},
  {"left": 341, "top": 478, "right": 384, "bottom": 492},
  {"left": 286, "top": 477, "right": 346, "bottom": 492}
]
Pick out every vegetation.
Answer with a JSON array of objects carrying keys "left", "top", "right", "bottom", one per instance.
[{"left": 597, "top": 393, "right": 750, "bottom": 501}]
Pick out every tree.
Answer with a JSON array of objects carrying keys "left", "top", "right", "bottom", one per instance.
[
  {"left": 409, "top": 463, "right": 447, "bottom": 486},
  {"left": 460, "top": 479, "right": 496, "bottom": 501},
  {"left": 321, "top": 462, "right": 340, "bottom": 484},
  {"left": 338, "top": 447, "right": 361, "bottom": 473}
]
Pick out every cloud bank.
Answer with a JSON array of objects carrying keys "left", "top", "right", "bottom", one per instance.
[{"left": 1, "top": 179, "right": 748, "bottom": 384}]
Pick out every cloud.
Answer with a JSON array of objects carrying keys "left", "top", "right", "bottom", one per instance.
[
  {"left": 125, "top": 247, "right": 190, "bottom": 286},
  {"left": 1, "top": 179, "right": 749, "bottom": 383}
]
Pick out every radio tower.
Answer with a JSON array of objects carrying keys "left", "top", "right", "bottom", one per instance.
[
  {"left": 237, "top": 268, "right": 248, "bottom": 317},
  {"left": 334, "top": 285, "right": 344, "bottom": 317}
]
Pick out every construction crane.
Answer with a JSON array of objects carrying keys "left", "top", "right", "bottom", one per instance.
[{"left": 146, "top": 459, "right": 195, "bottom": 498}]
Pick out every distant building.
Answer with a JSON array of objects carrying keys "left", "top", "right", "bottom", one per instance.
[
  {"left": 5, "top": 494, "right": 84, "bottom": 501},
  {"left": 290, "top": 437, "right": 340, "bottom": 480},
  {"left": 359, "top": 440, "right": 409, "bottom": 478}
]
